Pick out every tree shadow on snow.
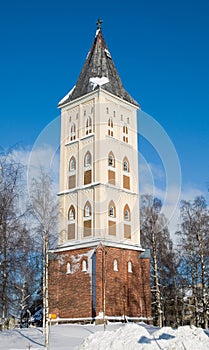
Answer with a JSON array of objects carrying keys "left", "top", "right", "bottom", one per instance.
[
  {"left": 138, "top": 333, "right": 175, "bottom": 344},
  {"left": 204, "top": 330, "right": 209, "bottom": 337},
  {"left": 14, "top": 330, "right": 45, "bottom": 347},
  {"left": 138, "top": 336, "right": 152, "bottom": 344}
]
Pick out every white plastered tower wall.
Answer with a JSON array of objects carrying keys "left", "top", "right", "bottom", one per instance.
[{"left": 58, "top": 87, "right": 141, "bottom": 248}]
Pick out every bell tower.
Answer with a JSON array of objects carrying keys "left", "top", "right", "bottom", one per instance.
[{"left": 49, "top": 21, "right": 151, "bottom": 322}]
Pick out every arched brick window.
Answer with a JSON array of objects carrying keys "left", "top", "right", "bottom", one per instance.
[
  {"left": 124, "top": 204, "right": 131, "bottom": 239},
  {"left": 70, "top": 123, "right": 76, "bottom": 141},
  {"left": 84, "top": 151, "right": 92, "bottom": 185},
  {"left": 113, "top": 259, "right": 118, "bottom": 271},
  {"left": 108, "top": 118, "right": 113, "bottom": 137},
  {"left": 86, "top": 116, "right": 92, "bottom": 135},
  {"left": 66, "top": 262, "right": 71, "bottom": 274},
  {"left": 68, "top": 205, "right": 76, "bottom": 240},
  {"left": 128, "top": 261, "right": 133, "bottom": 273},
  {"left": 68, "top": 156, "right": 76, "bottom": 189},
  {"left": 82, "top": 259, "right": 87, "bottom": 272},
  {"left": 108, "top": 200, "right": 116, "bottom": 236},
  {"left": 83, "top": 201, "right": 92, "bottom": 237},
  {"left": 108, "top": 152, "right": 115, "bottom": 185}
]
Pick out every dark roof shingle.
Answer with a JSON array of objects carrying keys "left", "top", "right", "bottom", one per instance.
[{"left": 59, "top": 29, "right": 139, "bottom": 107}]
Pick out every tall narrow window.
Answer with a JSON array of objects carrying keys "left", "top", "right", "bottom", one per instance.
[
  {"left": 68, "top": 205, "right": 76, "bottom": 240},
  {"left": 124, "top": 204, "right": 131, "bottom": 239},
  {"left": 82, "top": 260, "right": 87, "bottom": 272},
  {"left": 84, "top": 152, "right": 92, "bottom": 185},
  {"left": 113, "top": 259, "right": 118, "bottom": 271},
  {"left": 124, "top": 204, "right": 131, "bottom": 221},
  {"left": 84, "top": 202, "right": 91, "bottom": 217},
  {"left": 108, "top": 152, "right": 115, "bottom": 185},
  {"left": 69, "top": 208, "right": 75, "bottom": 221},
  {"left": 84, "top": 152, "right": 91, "bottom": 167},
  {"left": 109, "top": 206, "right": 115, "bottom": 217},
  {"left": 83, "top": 202, "right": 92, "bottom": 237},
  {"left": 86, "top": 116, "right": 92, "bottom": 135},
  {"left": 108, "top": 118, "right": 113, "bottom": 137},
  {"left": 123, "top": 158, "right": 129, "bottom": 172},
  {"left": 66, "top": 262, "right": 71, "bottom": 274},
  {"left": 123, "top": 157, "right": 130, "bottom": 190},
  {"left": 69, "top": 157, "right": 76, "bottom": 171},
  {"left": 70, "top": 123, "right": 76, "bottom": 141},
  {"left": 108, "top": 200, "right": 116, "bottom": 236},
  {"left": 128, "top": 261, "right": 133, "bottom": 273},
  {"left": 123, "top": 125, "right": 128, "bottom": 143},
  {"left": 68, "top": 156, "right": 76, "bottom": 189}
]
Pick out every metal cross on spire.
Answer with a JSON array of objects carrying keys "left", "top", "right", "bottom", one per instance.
[{"left": 96, "top": 19, "right": 103, "bottom": 30}]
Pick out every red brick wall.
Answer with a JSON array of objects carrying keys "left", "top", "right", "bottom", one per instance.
[
  {"left": 49, "top": 247, "right": 93, "bottom": 318},
  {"left": 48, "top": 244, "right": 151, "bottom": 319},
  {"left": 95, "top": 246, "right": 151, "bottom": 318}
]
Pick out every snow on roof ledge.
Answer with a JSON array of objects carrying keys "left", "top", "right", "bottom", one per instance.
[
  {"left": 58, "top": 85, "right": 76, "bottom": 105},
  {"left": 89, "top": 76, "right": 109, "bottom": 90}
]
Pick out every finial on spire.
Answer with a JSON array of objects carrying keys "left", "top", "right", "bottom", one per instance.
[{"left": 96, "top": 19, "right": 103, "bottom": 30}]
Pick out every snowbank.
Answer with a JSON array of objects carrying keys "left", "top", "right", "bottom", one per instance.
[
  {"left": 0, "top": 322, "right": 209, "bottom": 350},
  {"left": 76, "top": 323, "right": 209, "bottom": 350}
]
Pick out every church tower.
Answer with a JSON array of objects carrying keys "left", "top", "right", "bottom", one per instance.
[{"left": 49, "top": 21, "right": 151, "bottom": 322}]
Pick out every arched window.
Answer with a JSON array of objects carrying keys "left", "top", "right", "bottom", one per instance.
[
  {"left": 69, "top": 156, "right": 76, "bottom": 171},
  {"left": 124, "top": 204, "right": 131, "bottom": 221},
  {"left": 84, "top": 152, "right": 91, "bottom": 167},
  {"left": 68, "top": 206, "right": 75, "bottom": 221},
  {"left": 123, "top": 157, "right": 130, "bottom": 190},
  {"left": 83, "top": 202, "right": 92, "bottom": 237},
  {"left": 108, "top": 152, "right": 115, "bottom": 185},
  {"left": 128, "top": 261, "right": 133, "bottom": 273},
  {"left": 123, "top": 157, "right": 129, "bottom": 172},
  {"left": 68, "top": 157, "right": 76, "bottom": 189},
  {"left": 68, "top": 205, "right": 76, "bottom": 240},
  {"left": 123, "top": 124, "right": 128, "bottom": 143},
  {"left": 108, "top": 201, "right": 116, "bottom": 236},
  {"left": 70, "top": 123, "right": 76, "bottom": 141},
  {"left": 109, "top": 206, "right": 115, "bottom": 218},
  {"left": 82, "top": 260, "right": 87, "bottom": 272},
  {"left": 84, "top": 152, "right": 92, "bottom": 185},
  {"left": 66, "top": 262, "right": 71, "bottom": 274},
  {"left": 108, "top": 152, "right": 115, "bottom": 167},
  {"left": 84, "top": 202, "right": 91, "bottom": 217},
  {"left": 113, "top": 259, "right": 118, "bottom": 271},
  {"left": 108, "top": 118, "right": 113, "bottom": 137},
  {"left": 124, "top": 204, "right": 131, "bottom": 239},
  {"left": 86, "top": 116, "right": 92, "bottom": 135}
]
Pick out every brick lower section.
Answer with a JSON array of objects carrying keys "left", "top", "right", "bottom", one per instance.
[{"left": 48, "top": 244, "right": 151, "bottom": 320}]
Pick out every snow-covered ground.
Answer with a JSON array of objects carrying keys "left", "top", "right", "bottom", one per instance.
[{"left": 1, "top": 322, "right": 209, "bottom": 350}]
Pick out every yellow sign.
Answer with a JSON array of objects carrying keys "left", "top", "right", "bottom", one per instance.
[{"left": 49, "top": 313, "right": 57, "bottom": 319}]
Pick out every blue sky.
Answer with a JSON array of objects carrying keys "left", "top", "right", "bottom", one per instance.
[{"left": 0, "top": 0, "right": 209, "bottom": 201}]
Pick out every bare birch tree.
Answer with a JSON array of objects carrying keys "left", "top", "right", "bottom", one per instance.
[
  {"left": 140, "top": 194, "right": 178, "bottom": 327},
  {"left": 29, "top": 168, "right": 57, "bottom": 347},
  {"left": 176, "top": 196, "right": 209, "bottom": 328},
  {"left": 0, "top": 152, "right": 24, "bottom": 329}
]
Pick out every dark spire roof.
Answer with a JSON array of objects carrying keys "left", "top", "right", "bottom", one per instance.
[{"left": 59, "top": 26, "right": 139, "bottom": 107}]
